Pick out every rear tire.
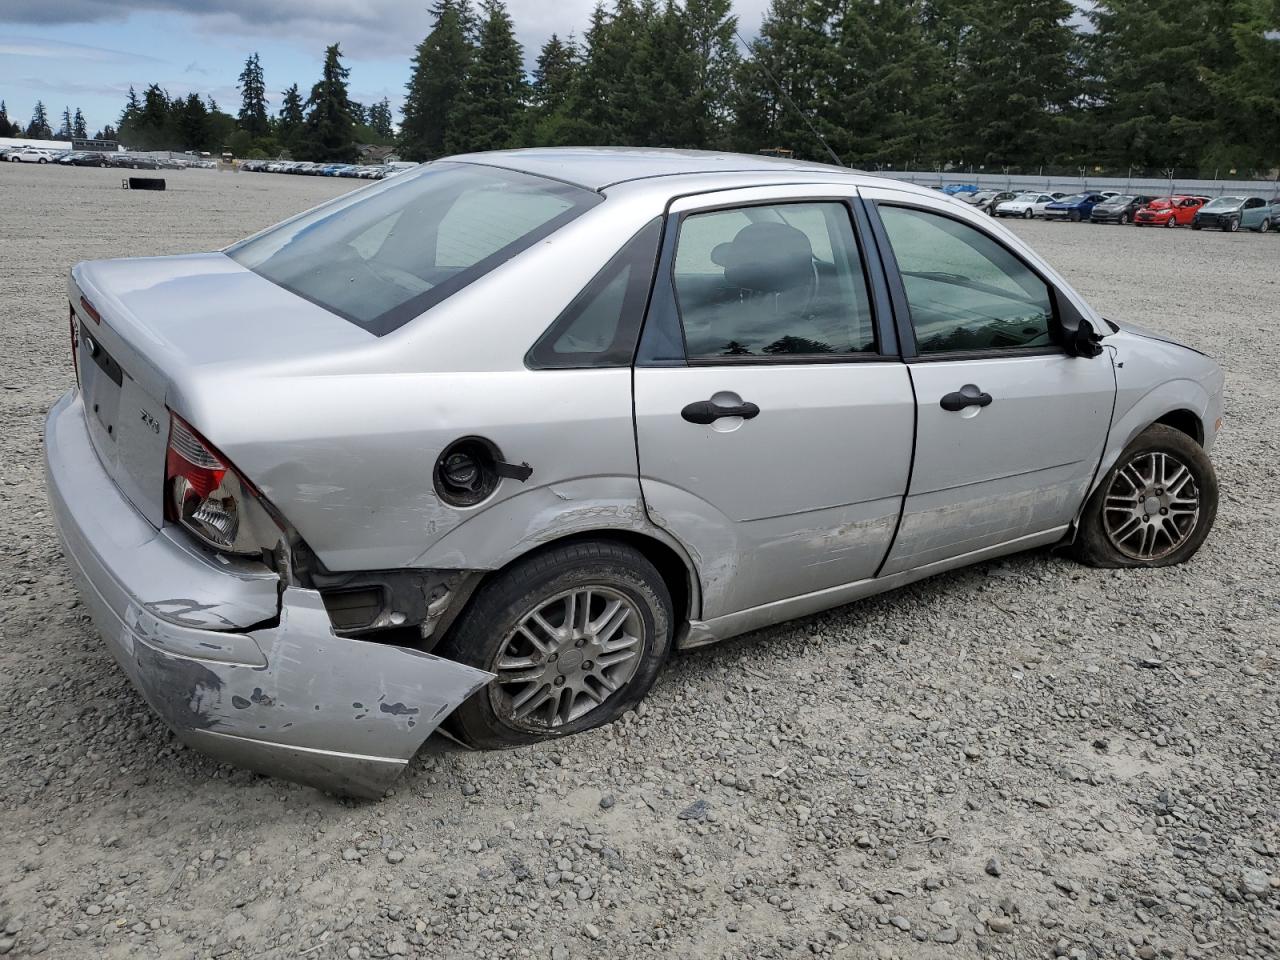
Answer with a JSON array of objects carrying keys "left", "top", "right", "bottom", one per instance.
[
  {"left": 439, "top": 541, "right": 673, "bottom": 749},
  {"left": 1072, "top": 424, "right": 1217, "bottom": 569}
]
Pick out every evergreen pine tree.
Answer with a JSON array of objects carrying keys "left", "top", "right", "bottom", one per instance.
[
  {"left": 447, "top": 0, "right": 525, "bottom": 152},
  {"left": 729, "top": 0, "right": 834, "bottom": 160},
  {"left": 27, "top": 101, "right": 52, "bottom": 139},
  {"left": 0, "top": 100, "right": 14, "bottom": 137},
  {"left": 237, "top": 52, "right": 270, "bottom": 138},
  {"left": 299, "top": 44, "right": 357, "bottom": 161},
  {"left": 58, "top": 106, "right": 73, "bottom": 139},
  {"left": 175, "top": 93, "right": 210, "bottom": 150},
  {"left": 674, "top": 0, "right": 739, "bottom": 149},
  {"left": 277, "top": 82, "right": 305, "bottom": 148},
  {"left": 830, "top": 0, "right": 944, "bottom": 169},
  {"left": 119, "top": 86, "right": 142, "bottom": 131},
  {"left": 367, "top": 98, "right": 395, "bottom": 138},
  {"left": 402, "top": 0, "right": 476, "bottom": 159},
  {"left": 72, "top": 107, "right": 88, "bottom": 139}
]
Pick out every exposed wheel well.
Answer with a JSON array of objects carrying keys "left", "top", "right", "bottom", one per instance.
[
  {"left": 451, "top": 530, "right": 697, "bottom": 642},
  {"left": 1153, "top": 409, "right": 1204, "bottom": 446}
]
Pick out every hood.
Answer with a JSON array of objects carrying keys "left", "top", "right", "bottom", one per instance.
[{"left": 1111, "top": 319, "right": 1208, "bottom": 357}]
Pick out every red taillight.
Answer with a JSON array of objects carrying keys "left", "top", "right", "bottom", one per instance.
[
  {"left": 165, "top": 416, "right": 228, "bottom": 515},
  {"left": 163, "top": 413, "right": 286, "bottom": 557},
  {"left": 68, "top": 303, "right": 80, "bottom": 386}
]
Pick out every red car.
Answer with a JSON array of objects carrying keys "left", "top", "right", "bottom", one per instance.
[{"left": 1134, "top": 196, "right": 1210, "bottom": 228}]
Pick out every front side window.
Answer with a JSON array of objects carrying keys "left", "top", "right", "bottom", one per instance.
[
  {"left": 228, "top": 162, "right": 600, "bottom": 336},
  {"left": 878, "top": 205, "right": 1055, "bottom": 355},
  {"left": 671, "top": 202, "right": 875, "bottom": 360}
]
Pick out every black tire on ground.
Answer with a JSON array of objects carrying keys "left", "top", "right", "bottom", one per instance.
[
  {"left": 1069, "top": 210, "right": 1081, "bottom": 222},
  {"left": 1191, "top": 223, "right": 1201, "bottom": 231},
  {"left": 1023, "top": 208, "right": 1033, "bottom": 219},
  {"left": 1119, "top": 212, "right": 1129, "bottom": 225},
  {"left": 1072, "top": 423, "right": 1218, "bottom": 569},
  {"left": 1255, "top": 218, "right": 1269, "bottom": 233},
  {"left": 1166, "top": 216, "right": 1176, "bottom": 228},
  {"left": 1226, "top": 218, "right": 1239, "bottom": 232},
  {"left": 439, "top": 540, "right": 673, "bottom": 749}
]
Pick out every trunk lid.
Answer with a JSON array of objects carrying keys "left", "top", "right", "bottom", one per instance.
[{"left": 71, "top": 253, "right": 374, "bottom": 528}]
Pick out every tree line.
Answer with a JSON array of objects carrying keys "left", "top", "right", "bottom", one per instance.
[{"left": 4, "top": 0, "right": 1277, "bottom": 174}]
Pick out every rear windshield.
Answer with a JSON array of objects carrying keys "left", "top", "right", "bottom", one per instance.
[{"left": 228, "top": 162, "right": 600, "bottom": 335}]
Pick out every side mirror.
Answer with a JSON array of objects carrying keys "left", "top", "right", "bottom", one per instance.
[
  {"left": 1055, "top": 290, "right": 1105, "bottom": 358},
  {"left": 1067, "top": 317, "right": 1105, "bottom": 358}
]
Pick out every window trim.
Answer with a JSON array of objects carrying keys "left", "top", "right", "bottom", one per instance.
[
  {"left": 524, "top": 217, "right": 665, "bottom": 370},
  {"left": 867, "top": 200, "right": 1068, "bottom": 363},
  {"left": 656, "top": 197, "right": 893, "bottom": 367}
]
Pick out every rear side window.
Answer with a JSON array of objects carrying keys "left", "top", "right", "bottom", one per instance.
[
  {"left": 878, "top": 205, "right": 1055, "bottom": 355},
  {"left": 526, "top": 218, "right": 663, "bottom": 369},
  {"left": 228, "top": 163, "right": 600, "bottom": 336},
  {"left": 671, "top": 202, "right": 876, "bottom": 360}
]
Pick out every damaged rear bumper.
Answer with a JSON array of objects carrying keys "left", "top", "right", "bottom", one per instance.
[{"left": 44, "top": 390, "right": 492, "bottom": 799}]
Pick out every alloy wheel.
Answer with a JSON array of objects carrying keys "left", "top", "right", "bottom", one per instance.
[
  {"left": 490, "top": 586, "right": 644, "bottom": 731},
  {"left": 1103, "top": 451, "right": 1200, "bottom": 561}
]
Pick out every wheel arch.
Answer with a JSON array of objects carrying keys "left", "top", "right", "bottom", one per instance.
[
  {"left": 442, "top": 527, "right": 702, "bottom": 648},
  {"left": 1153, "top": 408, "right": 1204, "bottom": 446}
]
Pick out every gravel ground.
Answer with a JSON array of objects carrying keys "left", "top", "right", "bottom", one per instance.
[{"left": 1, "top": 163, "right": 1277, "bottom": 960}]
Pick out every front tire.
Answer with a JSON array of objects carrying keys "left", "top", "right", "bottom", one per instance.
[
  {"left": 1069, "top": 210, "right": 1082, "bottom": 222},
  {"left": 1119, "top": 212, "right": 1129, "bottom": 225},
  {"left": 1023, "top": 208, "right": 1034, "bottom": 220},
  {"left": 1165, "top": 216, "right": 1176, "bottom": 228},
  {"left": 440, "top": 541, "right": 673, "bottom": 749},
  {"left": 1225, "top": 218, "right": 1239, "bottom": 233},
  {"left": 1073, "top": 424, "right": 1217, "bottom": 569}
]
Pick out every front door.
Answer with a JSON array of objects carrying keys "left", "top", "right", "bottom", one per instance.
[
  {"left": 863, "top": 189, "right": 1116, "bottom": 574},
  {"left": 633, "top": 190, "right": 914, "bottom": 620}
]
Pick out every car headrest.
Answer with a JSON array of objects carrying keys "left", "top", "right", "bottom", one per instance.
[{"left": 710, "top": 221, "right": 814, "bottom": 294}]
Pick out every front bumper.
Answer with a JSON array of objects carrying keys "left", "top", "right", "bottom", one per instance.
[{"left": 44, "top": 390, "right": 492, "bottom": 799}]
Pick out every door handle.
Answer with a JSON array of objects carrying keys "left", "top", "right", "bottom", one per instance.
[
  {"left": 681, "top": 399, "right": 761, "bottom": 424},
  {"left": 939, "top": 384, "right": 993, "bottom": 412}
]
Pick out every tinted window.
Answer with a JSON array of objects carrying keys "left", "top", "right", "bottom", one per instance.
[
  {"left": 527, "top": 218, "right": 663, "bottom": 369},
  {"left": 879, "top": 205, "right": 1055, "bottom": 355},
  {"left": 672, "top": 202, "right": 875, "bottom": 359},
  {"left": 228, "top": 162, "right": 600, "bottom": 336}
]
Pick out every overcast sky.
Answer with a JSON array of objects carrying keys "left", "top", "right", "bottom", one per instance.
[{"left": 0, "top": 1, "right": 773, "bottom": 135}]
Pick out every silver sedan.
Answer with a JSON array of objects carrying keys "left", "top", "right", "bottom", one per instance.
[{"left": 45, "top": 148, "right": 1224, "bottom": 797}]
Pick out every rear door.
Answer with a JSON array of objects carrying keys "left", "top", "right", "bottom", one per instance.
[
  {"left": 861, "top": 186, "right": 1115, "bottom": 574},
  {"left": 633, "top": 186, "right": 914, "bottom": 620}
]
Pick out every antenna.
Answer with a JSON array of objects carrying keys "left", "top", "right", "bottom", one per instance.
[{"left": 734, "top": 28, "right": 845, "bottom": 168}]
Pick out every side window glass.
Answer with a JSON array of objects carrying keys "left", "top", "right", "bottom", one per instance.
[
  {"left": 878, "top": 205, "right": 1055, "bottom": 355},
  {"left": 672, "top": 202, "right": 875, "bottom": 360},
  {"left": 527, "top": 218, "right": 662, "bottom": 369}
]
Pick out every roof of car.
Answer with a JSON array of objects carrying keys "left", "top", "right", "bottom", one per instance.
[{"left": 442, "top": 147, "right": 865, "bottom": 191}]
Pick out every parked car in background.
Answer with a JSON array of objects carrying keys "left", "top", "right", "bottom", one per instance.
[
  {"left": 979, "top": 191, "right": 1018, "bottom": 215},
  {"left": 1090, "top": 195, "right": 1157, "bottom": 225},
  {"left": 1043, "top": 193, "right": 1108, "bottom": 222},
  {"left": 109, "top": 154, "right": 161, "bottom": 170},
  {"left": 65, "top": 152, "right": 113, "bottom": 167},
  {"left": 942, "top": 184, "right": 979, "bottom": 196},
  {"left": 994, "top": 192, "right": 1057, "bottom": 218},
  {"left": 1192, "top": 196, "right": 1275, "bottom": 232},
  {"left": 1134, "top": 196, "right": 1208, "bottom": 228},
  {"left": 961, "top": 190, "right": 997, "bottom": 207},
  {"left": 45, "top": 148, "right": 1224, "bottom": 797},
  {"left": 7, "top": 146, "right": 53, "bottom": 163}
]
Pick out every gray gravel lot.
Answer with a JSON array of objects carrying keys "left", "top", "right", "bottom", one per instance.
[{"left": 0, "top": 163, "right": 1277, "bottom": 959}]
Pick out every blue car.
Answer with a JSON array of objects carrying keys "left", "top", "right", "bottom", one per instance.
[
  {"left": 1043, "top": 193, "right": 1108, "bottom": 222},
  {"left": 941, "top": 184, "right": 980, "bottom": 196}
]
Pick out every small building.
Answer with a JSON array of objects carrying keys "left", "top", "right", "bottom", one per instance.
[{"left": 357, "top": 144, "right": 400, "bottom": 164}]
